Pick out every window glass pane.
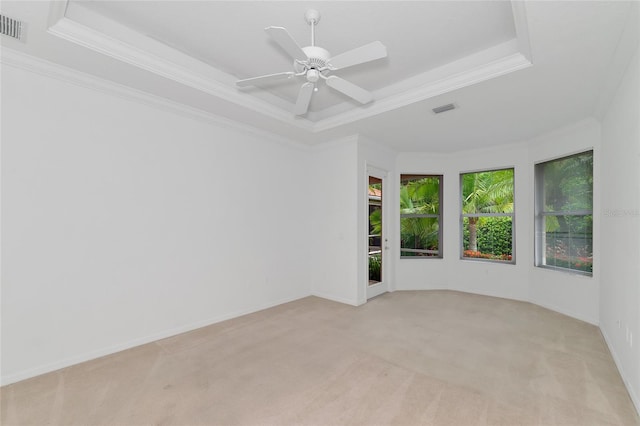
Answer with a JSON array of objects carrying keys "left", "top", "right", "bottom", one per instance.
[
  {"left": 368, "top": 177, "right": 382, "bottom": 283},
  {"left": 535, "top": 150, "right": 593, "bottom": 275},
  {"left": 542, "top": 152, "right": 593, "bottom": 212},
  {"left": 400, "top": 176, "right": 440, "bottom": 213},
  {"left": 543, "top": 214, "right": 593, "bottom": 273},
  {"left": 400, "top": 175, "right": 442, "bottom": 258},
  {"left": 400, "top": 217, "right": 439, "bottom": 256},
  {"left": 462, "top": 216, "right": 513, "bottom": 261},
  {"left": 462, "top": 169, "right": 514, "bottom": 214},
  {"left": 460, "top": 168, "right": 514, "bottom": 263}
]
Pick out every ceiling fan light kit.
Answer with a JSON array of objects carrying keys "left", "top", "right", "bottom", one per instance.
[{"left": 236, "top": 9, "right": 388, "bottom": 116}]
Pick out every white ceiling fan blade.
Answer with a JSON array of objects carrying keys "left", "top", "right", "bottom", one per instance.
[
  {"left": 236, "top": 72, "right": 296, "bottom": 87},
  {"left": 328, "top": 41, "right": 387, "bottom": 70},
  {"left": 294, "top": 82, "right": 314, "bottom": 115},
  {"left": 325, "top": 76, "right": 374, "bottom": 104},
  {"left": 265, "top": 26, "right": 308, "bottom": 62}
]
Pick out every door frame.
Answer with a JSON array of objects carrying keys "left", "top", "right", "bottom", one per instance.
[{"left": 365, "top": 165, "right": 389, "bottom": 300}]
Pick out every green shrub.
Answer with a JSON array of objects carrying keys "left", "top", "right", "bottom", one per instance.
[
  {"left": 477, "top": 217, "right": 512, "bottom": 255},
  {"left": 463, "top": 217, "right": 512, "bottom": 256},
  {"left": 369, "top": 254, "right": 381, "bottom": 281}
]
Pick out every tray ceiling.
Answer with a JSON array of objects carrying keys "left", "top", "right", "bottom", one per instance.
[
  {"left": 49, "top": 1, "right": 532, "bottom": 129},
  {"left": 1, "top": 1, "right": 636, "bottom": 151}
]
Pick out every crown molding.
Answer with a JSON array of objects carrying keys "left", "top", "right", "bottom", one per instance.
[
  {"left": 309, "top": 134, "right": 359, "bottom": 152},
  {"left": 511, "top": 1, "right": 533, "bottom": 63},
  {"left": 47, "top": 3, "right": 314, "bottom": 132},
  {"left": 0, "top": 47, "right": 308, "bottom": 151},
  {"left": 593, "top": 1, "right": 639, "bottom": 120},
  {"left": 45, "top": 0, "right": 533, "bottom": 134},
  {"left": 313, "top": 50, "right": 531, "bottom": 132}
]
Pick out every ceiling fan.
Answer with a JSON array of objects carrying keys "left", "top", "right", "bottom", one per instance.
[{"left": 236, "top": 9, "right": 388, "bottom": 116}]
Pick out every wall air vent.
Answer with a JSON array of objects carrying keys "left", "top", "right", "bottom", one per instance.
[
  {"left": 1, "top": 14, "right": 24, "bottom": 41},
  {"left": 432, "top": 103, "right": 456, "bottom": 114}
]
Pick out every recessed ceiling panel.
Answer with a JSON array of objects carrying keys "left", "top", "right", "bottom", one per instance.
[
  {"left": 3, "top": 0, "right": 634, "bottom": 152},
  {"left": 64, "top": 1, "right": 520, "bottom": 116}
]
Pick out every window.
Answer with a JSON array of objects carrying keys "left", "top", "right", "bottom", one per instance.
[
  {"left": 535, "top": 151, "right": 593, "bottom": 275},
  {"left": 400, "top": 175, "right": 442, "bottom": 258},
  {"left": 368, "top": 176, "right": 382, "bottom": 283},
  {"left": 460, "top": 168, "right": 514, "bottom": 262}
]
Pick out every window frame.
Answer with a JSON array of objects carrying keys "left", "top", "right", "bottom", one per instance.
[
  {"left": 534, "top": 150, "right": 593, "bottom": 276},
  {"left": 459, "top": 167, "right": 516, "bottom": 264},
  {"left": 399, "top": 174, "right": 443, "bottom": 259}
]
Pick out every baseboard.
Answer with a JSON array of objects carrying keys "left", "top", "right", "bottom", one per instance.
[
  {"left": 600, "top": 327, "right": 640, "bottom": 416},
  {"left": 310, "top": 291, "right": 360, "bottom": 306},
  {"left": 1, "top": 293, "right": 309, "bottom": 386},
  {"left": 394, "top": 284, "right": 448, "bottom": 291},
  {"left": 529, "top": 299, "right": 599, "bottom": 326}
]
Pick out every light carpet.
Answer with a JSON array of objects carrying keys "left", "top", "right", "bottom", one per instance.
[{"left": 2, "top": 290, "right": 638, "bottom": 425}]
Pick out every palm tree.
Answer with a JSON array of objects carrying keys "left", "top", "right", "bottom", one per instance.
[
  {"left": 399, "top": 177, "right": 440, "bottom": 254},
  {"left": 462, "top": 170, "right": 514, "bottom": 252}
]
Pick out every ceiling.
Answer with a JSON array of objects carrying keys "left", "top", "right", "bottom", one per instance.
[{"left": 1, "top": 1, "right": 638, "bottom": 152}]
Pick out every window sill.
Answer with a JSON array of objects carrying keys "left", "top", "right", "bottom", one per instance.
[
  {"left": 460, "top": 257, "right": 516, "bottom": 265},
  {"left": 535, "top": 264, "right": 592, "bottom": 278}
]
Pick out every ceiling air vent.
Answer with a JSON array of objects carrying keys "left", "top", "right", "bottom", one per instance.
[
  {"left": 432, "top": 103, "right": 456, "bottom": 114},
  {"left": 1, "top": 14, "right": 24, "bottom": 41}
]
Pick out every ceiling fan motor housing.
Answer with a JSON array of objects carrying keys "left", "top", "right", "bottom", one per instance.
[{"left": 294, "top": 46, "right": 331, "bottom": 73}]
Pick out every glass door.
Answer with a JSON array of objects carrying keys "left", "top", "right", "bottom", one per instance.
[
  {"left": 368, "top": 176, "right": 382, "bottom": 285},
  {"left": 367, "top": 172, "right": 388, "bottom": 299}
]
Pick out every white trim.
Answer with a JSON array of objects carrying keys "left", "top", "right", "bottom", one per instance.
[
  {"left": 46, "top": 0, "right": 68, "bottom": 29},
  {"left": 601, "top": 326, "right": 640, "bottom": 417},
  {"left": 594, "top": 2, "right": 639, "bottom": 119},
  {"left": 366, "top": 165, "right": 388, "bottom": 179},
  {"left": 309, "top": 134, "right": 359, "bottom": 152},
  {"left": 444, "top": 140, "right": 530, "bottom": 159},
  {"left": 310, "top": 292, "right": 360, "bottom": 307},
  {"left": 314, "top": 49, "right": 532, "bottom": 131},
  {"left": 366, "top": 282, "right": 388, "bottom": 300},
  {"left": 359, "top": 135, "right": 399, "bottom": 156},
  {"left": 47, "top": 7, "right": 311, "bottom": 131},
  {"left": 45, "top": 0, "right": 533, "bottom": 132},
  {"left": 0, "top": 294, "right": 310, "bottom": 386},
  {"left": 533, "top": 146, "right": 595, "bottom": 167},
  {"left": 511, "top": 1, "right": 533, "bottom": 63},
  {"left": 0, "top": 46, "right": 3, "bottom": 390},
  {"left": 532, "top": 300, "right": 598, "bottom": 326},
  {"left": 0, "top": 48, "right": 308, "bottom": 152},
  {"left": 366, "top": 163, "right": 391, "bottom": 300}
]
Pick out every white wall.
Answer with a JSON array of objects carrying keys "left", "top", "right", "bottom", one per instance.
[
  {"left": 1, "top": 63, "right": 311, "bottom": 385},
  {"left": 309, "top": 134, "right": 397, "bottom": 306},
  {"left": 394, "top": 119, "right": 601, "bottom": 324},
  {"left": 396, "top": 143, "right": 530, "bottom": 301},
  {"left": 600, "top": 45, "right": 640, "bottom": 412},
  {"left": 446, "top": 143, "right": 532, "bottom": 303},
  {"left": 2, "top": 49, "right": 635, "bottom": 409},
  {"left": 309, "top": 137, "right": 359, "bottom": 305},
  {"left": 394, "top": 152, "right": 450, "bottom": 291},
  {"left": 527, "top": 119, "right": 601, "bottom": 324}
]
